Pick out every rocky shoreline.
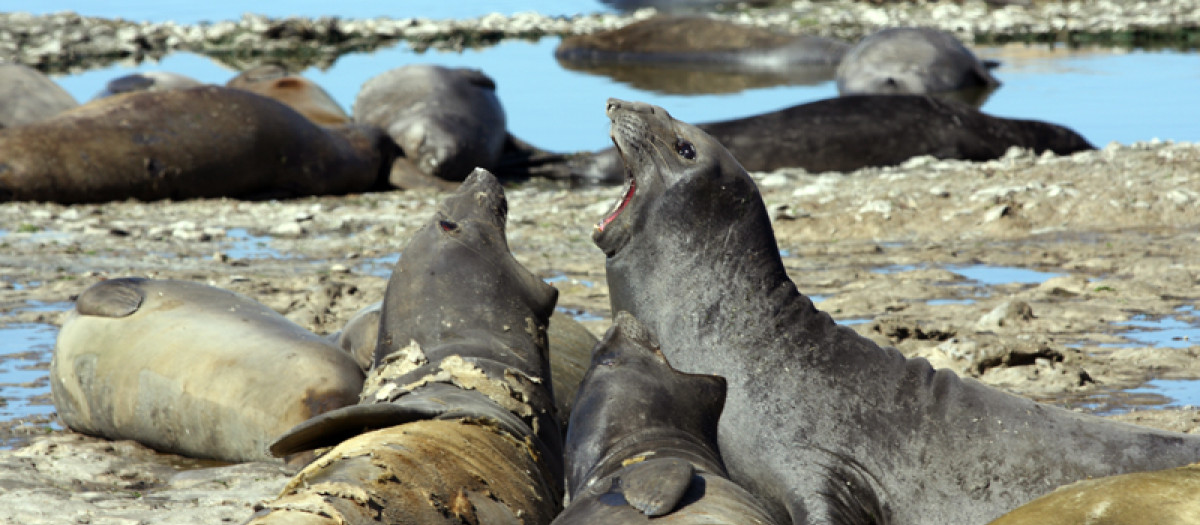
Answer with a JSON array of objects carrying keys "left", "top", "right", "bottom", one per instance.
[{"left": 4, "top": 0, "right": 1199, "bottom": 72}]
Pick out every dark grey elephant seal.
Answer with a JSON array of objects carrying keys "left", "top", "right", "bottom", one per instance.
[
  {"left": 0, "top": 63, "right": 77, "bottom": 128},
  {"left": 556, "top": 16, "right": 849, "bottom": 94},
  {"left": 330, "top": 300, "right": 597, "bottom": 425},
  {"left": 227, "top": 64, "right": 350, "bottom": 126},
  {"left": 51, "top": 278, "right": 364, "bottom": 464},
  {"left": 593, "top": 99, "right": 1200, "bottom": 525},
  {"left": 565, "top": 94, "right": 1093, "bottom": 183},
  {"left": 837, "top": 27, "right": 1000, "bottom": 107},
  {"left": 94, "top": 71, "right": 204, "bottom": 99},
  {"left": 553, "top": 312, "right": 781, "bottom": 525},
  {"left": 251, "top": 169, "right": 563, "bottom": 524},
  {"left": 0, "top": 86, "right": 393, "bottom": 203}
]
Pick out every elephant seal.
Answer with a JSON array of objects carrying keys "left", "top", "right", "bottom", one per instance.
[
  {"left": 565, "top": 94, "right": 1093, "bottom": 183},
  {"left": 987, "top": 462, "right": 1200, "bottom": 525},
  {"left": 555, "top": 16, "right": 849, "bottom": 94},
  {"left": 227, "top": 64, "right": 350, "bottom": 126},
  {"left": 330, "top": 300, "right": 597, "bottom": 425},
  {"left": 0, "top": 86, "right": 393, "bottom": 203},
  {"left": 553, "top": 312, "right": 781, "bottom": 525},
  {"left": 837, "top": 27, "right": 1001, "bottom": 107},
  {"left": 94, "top": 71, "right": 204, "bottom": 99},
  {"left": 251, "top": 169, "right": 563, "bottom": 524},
  {"left": 0, "top": 63, "right": 77, "bottom": 128},
  {"left": 593, "top": 99, "right": 1200, "bottom": 525},
  {"left": 50, "top": 278, "right": 365, "bottom": 464}
]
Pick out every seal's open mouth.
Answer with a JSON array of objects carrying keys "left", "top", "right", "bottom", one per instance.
[{"left": 596, "top": 143, "right": 635, "bottom": 233}]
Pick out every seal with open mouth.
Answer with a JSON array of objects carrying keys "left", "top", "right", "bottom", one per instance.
[{"left": 593, "top": 98, "right": 1200, "bottom": 525}]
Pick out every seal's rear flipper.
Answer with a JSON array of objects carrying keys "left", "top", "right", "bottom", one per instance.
[
  {"left": 618, "top": 457, "right": 695, "bottom": 517},
  {"left": 268, "top": 402, "right": 444, "bottom": 457},
  {"left": 75, "top": 278, "right": 147, "bottom": 318}
]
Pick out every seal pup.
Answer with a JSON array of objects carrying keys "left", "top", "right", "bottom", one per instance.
[
  {"left": 250, "top": 168, "right": 563, "bottom": 524},
  {"left": 565, "top": 94, "right": 1093, "bottom": 183},
  {"left": 0, "top": 63, "right": 78, "bottom": 128},
  {"left": 556, "top": 16, "right": 849, "bottom": 94},
  {"left": 987, "top": 462, "right": 1200, "bottom": 525},
  {"left": 0, "top": 86, "right": 393, "bottom": 203},
  {"left": 553, "top": 311, "right": 781, "bottom": 525},
  {"left": 227, "top": 64, "right": 351, "bottom": 126},
  {"left": 837, "top": 27, "right": 1001, "bottom": 107},
  {"left": 93, "top": 71, "right": 204, "bottom": 99},
  {"left": 593, "top": 98, "right": 1200, "bottom": 525},
  {"left": 51, "top": 278, "right": 364, "bottom": 464}
]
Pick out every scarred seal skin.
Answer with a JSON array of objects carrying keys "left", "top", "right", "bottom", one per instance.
[
  {"left": 227, "top": 64, "right": 351, "bottom": 126},
  {"left": 50, "top": 278, "right": 365, "bottom": 464},
  {"left": 0, "top": 85, "right": 392, "bottom": 203},
  {"left": 837, "top": 27, "right": 1001, "bottom": 107},
  {"left": 987, "top": 462, "right": 1200, "bottom": 525},
  {"left": 250, "top": 168, "right": 564, "bottom": 525},
  {"left": 552, "top": 311, "right": 781, "bottom": 525},
  {"left": 593, "top": 98, "right": 1200, "bottom": 525},
  {"left": 0, "top": 63, "right": 78, "bottom": 128}
]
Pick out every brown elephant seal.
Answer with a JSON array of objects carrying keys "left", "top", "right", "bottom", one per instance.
[
  {"left": 555, "top": 16, "right": 849, "bottom": 95},
  {"left": 50, "top": 278, "right": 365, "bottom": 464},
  {"left": 564, "top": 94, "right": 1093, "bottom": 184},
  {"left": 330, "top": 300, "right": 596, "bottom": 425},
  {"left": 251, "top": 169, "right": 563, "bottom": 524},
  {"left": 593, "top": 99, "right": 1200, "bottom": 524},
  {"left": 94, "top": 71, "right": 204, "bottom": 99},
  {"left": 0, "top": 86, "right": 393, "bottom": 203},
  {"left": 227, "top": 64, "right": 351, "bottom": 126},
  {"left": 987, "top": 462, "right": 1200, "bottom": 525},
  {"left": 0, "top": 62, "right": 78, "bottom": 128},
  {"left": 553, "top": 312, "right": 781, "bottom": 525},
  {"left": 837, "top": 27, "right": 1001, "bottom": 107}
]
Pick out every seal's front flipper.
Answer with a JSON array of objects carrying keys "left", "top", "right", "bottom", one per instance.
[
  {"left": 269, "top": 401, "right": 446, "bottom": 457},
  {"left": 75, "top": 278, "right": 147, "bottom": 318},
  {"left": 618, "top": 457, "right": 695, "bottom": 517}
]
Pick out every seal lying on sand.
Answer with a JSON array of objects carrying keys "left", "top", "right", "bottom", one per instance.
[
  {"left": 553, "top": 312, "right": 781, "bottom": 525},
  {"left": 564, "top": 94, "right": 1093, "bottom": 183},
  {"left": 251, "top": 169, "right": 563, "bottom": 524},
  {"left": 592, "top": 98, "right": 1200, "bottom": 525},
  {"left": 0, "top": 63, "right": 77, "bottom": 128},
  {"left": 0, "top": 86, "right": 393, "bottom": 203},
  {"left": 51, "top": 278, "right": 364, "bottom": 464},
  {"left": 837, "top": 27, "right": 1001, "bottom": 107},
  {"left": 987, "top": 462, "right": 1200, "bottom": 525},
  {"left": 556, "top": 16, "right": 849, "bottom": 94},
  {"left": 227, "top": 64, "right": 350, "bottom": 126}
]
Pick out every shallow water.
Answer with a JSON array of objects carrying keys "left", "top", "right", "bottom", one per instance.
[
  {"left": 0, "top": 323, "right": 57, "bottom": 421},
  {"left": 949, "top": 264, "right": 1063, "bottom": 286}
]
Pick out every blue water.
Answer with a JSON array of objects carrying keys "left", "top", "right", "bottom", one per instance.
[
  {"left": 223, "top": 227, "right": 292, "bottom": 260},
  {"left": 1126, "top": 379, "right": 1200, "bottom": 409},
  {"left": 950, "top": 265, "right": 1063, "bottom": 286},
  {"left": 0, "top": 323, "right": 57, "bottom": 420},
  {"left": 1106, "top": 313, "right": 1200, "bottom": 349}
]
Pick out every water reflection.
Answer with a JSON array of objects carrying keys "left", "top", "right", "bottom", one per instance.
[{"left": 0, "top": 323, "right": 58, "bottom": 421}]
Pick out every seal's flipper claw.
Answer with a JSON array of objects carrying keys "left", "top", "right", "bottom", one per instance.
[
  {"left": 268, "top": 402, "right": 445, "bottom": 457},
  {"left": 75, "top": 278, "right": 146, "bottom": 318},
  {"left": 618, "top": 458, "right": 694, "bottom": 516}
]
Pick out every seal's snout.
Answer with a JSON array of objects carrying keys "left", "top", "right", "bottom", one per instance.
[{"left": 606, "top": 98, "right": 659, "bottom": 120}]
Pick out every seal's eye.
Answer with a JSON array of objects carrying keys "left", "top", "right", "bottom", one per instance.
[
  {"left": 675, "top": 139, "right": 696, "bottom": 160},
  {"left": 438, "top": 220, "right": 459, "bottom": 232}
]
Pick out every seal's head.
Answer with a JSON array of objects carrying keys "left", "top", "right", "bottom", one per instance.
[{"left": 565, "top": 311, "right": 726, "bottom": 495}]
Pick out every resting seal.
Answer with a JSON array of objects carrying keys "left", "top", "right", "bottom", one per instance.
[
  {"left": 0, "top": 63, "right": 77, "bottom": 128},
  {"left": 567, "top": 94, "right": 1093, "bottom": 183},
  {"left": 50, "top": 278, "right": 364, "bottom": 463},
  {"left": 252, "top": 169, "right": 563, "bottom": 524},
  {"left": 837, "top": 27, "right": 1001, "bottom": 107},
  {"left": 227, "top": 64, "right": 351, "bottom": 126},
  {"left": 593, "top": 99, "right": 1200, "bottom": 524},
  {"left": 987, "top": 463, "right": 1200, "bottom": 525},
  {"left": 0, "top": 86, "right": 392, "bottom": 203},
  {"left": 553, "top": 311, "right": 781, "bottom": 525}
]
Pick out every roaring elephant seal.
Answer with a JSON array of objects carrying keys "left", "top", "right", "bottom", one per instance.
[
  {"left": 592, "top": 99, "right": 1200, "bottom": 525},
  {"left": 0, "top": 86, "right": 393, "bottom": 203},
  {"left": 50, "top": 278, "right": 365, "bottom": 464},
  {"left": 251, "top": 169, "right": 564, "bottom": 524},
  {"left": 0, "top": 63, "right": 77, "bottom": 128},
  {"left": 330, "top": 300, "right": 596, "bottom": 425},
  {"left": 553, "top": 312, "right": 781, "bottom": 525},
  {"left": 555, "top": 16, "right": 849, "bottom": 94},
  {"left": 987, "top": 462, "right": 1200, "bottom": 525},
  {"left": 93, "top": 71, "right": 204, "bottom": 99},
  {"left": 565, "top": 94, "right": 1093, "bottom": 183},
  {"left": 227, "top": 64, "right": 351, "bottom": 126},
  {"left": 837, "top": 27, "right": 1001, "bottom": 107}
]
